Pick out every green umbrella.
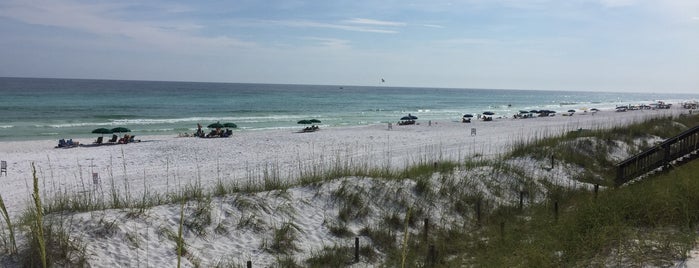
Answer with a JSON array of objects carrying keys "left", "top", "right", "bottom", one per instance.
[
  {"left": 208, "top": 122, "right": 224, "bottom": 128},
  {"left": 223, "top": 123, "right": 237, "bottom": 128},
  {"left": 297, "top": 120, "right": 312, "bottom": 124},
  {"left": 309, "top": 119, "right": 321, "bottom": 123},
  {"left": 91, "top": 128, "right": 113, "bottom": 137},
  {"left": 111, "top": 127, "right": 131, "bottom": 133}
]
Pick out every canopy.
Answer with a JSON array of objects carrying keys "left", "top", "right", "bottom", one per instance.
[
  {"left": 208, "top": 122, "right": 224, "bottom": 128},
  {"left": 110, "top": 127, "right": 131, "bottom": 133},
  {"left": 91, "top": 128, "right": 113, "bottom": 134}
]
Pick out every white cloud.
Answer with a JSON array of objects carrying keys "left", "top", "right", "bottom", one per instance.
[
  {"left": 266, "top": 19, "right": 398, "bottom": 34},
  {"left": 597, "top": 0, "right": 637, "bottom": 8},
  {"left": 0, "top": 0, "right": 254, "bottom": 52},
  {"left": 422, "top": 24, "right": 444, "bottom": 28},
  {"left": 304, "top": 37, "right": 351, "bottom": 49},
  {"left": 343, "top": 18, "right": 406, "bottom": 27}
]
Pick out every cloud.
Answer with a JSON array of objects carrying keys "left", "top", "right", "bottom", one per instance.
[
  {"left": 597, "top": 0, "right": 637, "bottom": 8},
  {"left": 304, "top": 37, "right": 351, "bottom": 49},
  {"left": 343, "top": 18, "right": 406, "bottom": 27},
  {"left": 266, "top": 19, "right": 399, "bottom": 34},
  {"left": 422, "top": 24, "right": 444, "bottom": 28},
  {"left": 0, "top": 0, "right": 254, "bottom": 52}
]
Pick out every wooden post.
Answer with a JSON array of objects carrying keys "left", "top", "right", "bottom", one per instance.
[
  {"left": 247, "top": 260, "right": 252, "bottom": 268},
  {"left": 500, "top": 221, "right": 505, "bottom": 241},
  {"left": 427, "top": 244, "right": 436, "bottom": 267},
  {"left": 594, "top": 184, "right": 599, "bottom": 198},
  {"left": 554, "top": 201, "right": 559, "bottom": 222},
  {"left": 550, "top": 154, "right": 554, "bottom": 169},
  {"left": 476, "top": 199, "right": 482, "bottom": 227},
  {"left": 519, "top": 191, "right": 524, "bottom": 210},
  {"left": 423, "top": 218, "right": 429, "bottom": 242},
  {"left": 354, "top": 237, "right": 359, "bottom": 263}
]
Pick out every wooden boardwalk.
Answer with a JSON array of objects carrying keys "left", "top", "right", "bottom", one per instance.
[{"left": 615, "top": 125, "right": 699, "bottom": 186}]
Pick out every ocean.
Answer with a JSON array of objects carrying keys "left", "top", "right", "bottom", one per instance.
[{"left": 1, "top": 77, "right": 697, "bottom": 141}]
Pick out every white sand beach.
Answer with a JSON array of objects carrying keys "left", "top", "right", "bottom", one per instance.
[{"left": 0, "top": 106, "right": 693, "bottom": 266}]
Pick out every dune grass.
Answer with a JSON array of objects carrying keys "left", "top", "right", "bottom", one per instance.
[{"left": 1, "top": 113, "right": 698, "bottom": 267}]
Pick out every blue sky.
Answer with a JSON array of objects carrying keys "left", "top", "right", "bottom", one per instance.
[{"left": 0, "top": 0, "right": 697, "bottom": 93}]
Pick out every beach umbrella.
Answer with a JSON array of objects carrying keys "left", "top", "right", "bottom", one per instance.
[
  {"left": 91, "top": 128, "right": 113, "bottom": 137},
  {"left": 483, "top": 111, "right": 495, "bottom": 116},
  {"left": 530, "top": 110, "right": 539, "bottom": 113},
  {"left": 590, "top": 108, "right": 599, "bottom": 112},
  {"left": 567, "top": 109, "right": 576, "bottom": 113},
  {"left": 110, "top": 127, "right": 131, "bottom": 133},
  {"left": 309, "top": 119, "right": 321, "bottom": 123},
  {"left": 519, "top": 110, "right": 529, "bottom": 114},
  {"left": 463, "top": 114, "right": 473, "bottom": 118},
  {"left": 297, "top": 120, "right": 312, "bottom": 124},
  {"left": 223, "top": 123, "right": 237, "bottom": 128},
  {"left": 208, "top": 122, "right": 224, "bottom": 129},
  {"left": 408, "top": 114, "right": 418, "bottom": 119},
  {"left": 400, "top": 116, "right": 412, "bottom": 120}
]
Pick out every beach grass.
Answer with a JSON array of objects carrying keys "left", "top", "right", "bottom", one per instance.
[{"left": 1, "top": 113, "right": 698, "bottom": 266}]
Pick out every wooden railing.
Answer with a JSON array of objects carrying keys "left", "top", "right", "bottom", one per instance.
[{"left": 615, "top": 125, "right": 699, "bottom": 186}]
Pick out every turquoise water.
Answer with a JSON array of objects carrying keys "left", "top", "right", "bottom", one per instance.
[{"left": 1, "top": 77, "right": 697, "bottom": 141}]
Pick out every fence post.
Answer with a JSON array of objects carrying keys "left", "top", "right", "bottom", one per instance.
[
  {"left": 594, "top": 184, "right": 599, "bottom": 199},
  {"left": 476, "top": 199, "right": 482, "bottom": 227},
  {"left": 550, "top": 154, "right": 555, "bottom": 169},
  {"left": 500, "top": 221, "right": 505, "bottom": 241},
  {"left": 354, "top": 237, "right": 359, "bottom": 263},
  {"left": 423, "top": 218, "right": 429, "bottom": 242},
  {"left": 427, "top": 244, "right": 436, "bottom": 267}
]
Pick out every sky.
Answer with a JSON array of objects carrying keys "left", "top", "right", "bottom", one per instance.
[{"left": 0, "top": 0, "right": 697, "bottom": 93}]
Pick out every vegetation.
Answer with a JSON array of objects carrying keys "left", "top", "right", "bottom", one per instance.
[{"left": 0, "top": 113, "right": 697, "bottom": 267}]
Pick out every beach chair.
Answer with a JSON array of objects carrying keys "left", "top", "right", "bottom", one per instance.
[
  {"left": 1, "top": 161, "right": 6, "bottom": 176},
  {"left": 94, "top": 136, "right": 103, "bottom": 144},
  {"left": 92, "top": 172, "right": 100, "bottom": 185},
  {"left": 57, "top": 139, "right": 67, "bottom": 148},
  {"left": 108, "top": 134, "right": 118, "bottom": 143}
]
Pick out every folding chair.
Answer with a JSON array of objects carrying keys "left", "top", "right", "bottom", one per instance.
[{"left": 1, "top": 161, "right": 6, "bottom": 176}]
